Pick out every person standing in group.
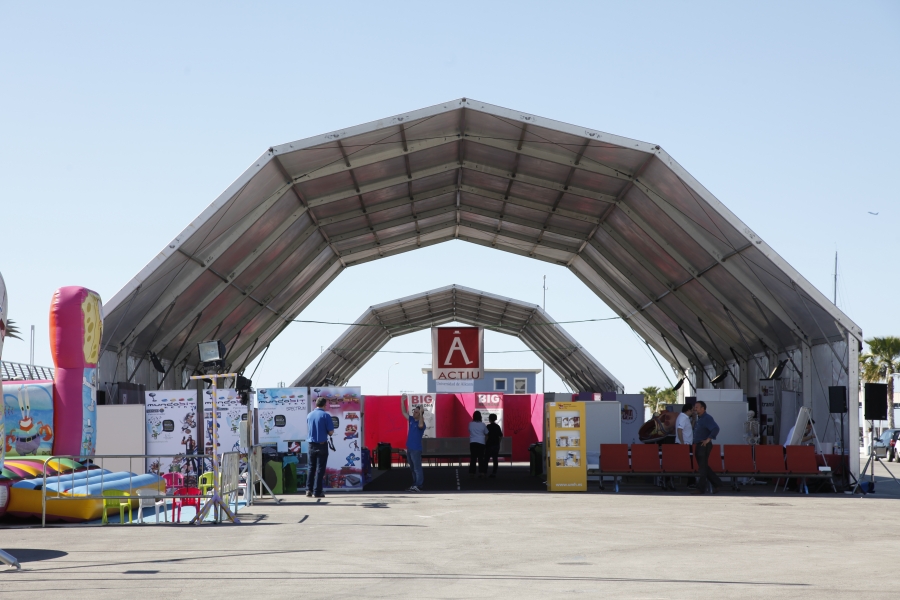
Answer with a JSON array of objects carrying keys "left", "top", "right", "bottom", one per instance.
[
  {"left": 691, "top": 400, "right": 722, "bottom": 495},
  {"left": 469, "top": 411, "right": 488, "bottom": 479},
  {"left": 400, "top": 394, "right": 426, "bottom": 492},
  {"left": 306, "top": 397, "right": 334, "bottom": 498},
  {"left": 484, "top": 414, "right": 503, "bottom": 478},
  {"left": 675, "top": 403, "right": 695, "bottom": 489}
]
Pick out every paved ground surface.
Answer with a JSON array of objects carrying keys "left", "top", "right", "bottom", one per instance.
[{"left": 2, "top": 459, "right": 899, "bottom": 599}]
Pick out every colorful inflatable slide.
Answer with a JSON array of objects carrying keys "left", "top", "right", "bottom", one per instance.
[{"left": 0, "top": 274, "right": 161, "bottom": 522}]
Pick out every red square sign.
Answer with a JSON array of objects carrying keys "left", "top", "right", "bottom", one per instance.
[{"left": 431, "top": 327, "right": 483, "bottom": 381}]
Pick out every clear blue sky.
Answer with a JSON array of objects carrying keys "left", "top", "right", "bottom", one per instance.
[{"left": 1, "top": 2, "right": 897, "bottom": 394}]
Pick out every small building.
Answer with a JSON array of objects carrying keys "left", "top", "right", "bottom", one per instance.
[{"left": 422, "top": 368, "right": 541, "bottom": 394}]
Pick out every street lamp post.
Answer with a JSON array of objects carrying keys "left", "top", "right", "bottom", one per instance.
[{"left": 387, "top": 362, "right": 400, "bottom": 395}]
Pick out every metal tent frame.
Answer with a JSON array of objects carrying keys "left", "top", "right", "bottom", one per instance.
[
  {"left": 291, "top": 284, "right": 623, "bottom": 393},
  {"left": 99, "top": 98, "right": 861, "bottom": 476}
]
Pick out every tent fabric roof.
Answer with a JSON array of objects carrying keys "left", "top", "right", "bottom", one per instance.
[
  {"left": 101, "top": 98, "right": 861, "bottom": 382},
  {"left": 290, "top": 284, "right": 623, "bottom": 393}
]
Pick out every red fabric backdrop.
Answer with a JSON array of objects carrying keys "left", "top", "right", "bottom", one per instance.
[{"left": 363, "top": 393, "right": 542, "bottom": 462}]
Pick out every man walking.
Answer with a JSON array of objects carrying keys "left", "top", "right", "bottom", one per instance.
[
  {"left": 400, "top": 394, "right": 426, "bottom": 492},
  {"left": 692, "top": 400, "right": 723, "bottom": 495},
  {"left": 306, "top": 397, "right": 334, "bottom": 498}
]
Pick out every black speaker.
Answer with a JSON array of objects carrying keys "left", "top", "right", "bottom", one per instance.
[
  {"left": 864, "top": 383, "right": 888, "bottom": 420},
  {"left": 828, "top": 386, "right": 847, "bottom": 414},
  {"left": 96, "top": 390, "right": 107, "bottom": 406}
]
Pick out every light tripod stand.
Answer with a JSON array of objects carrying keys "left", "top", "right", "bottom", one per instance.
[
  {"left": 853, "top": 426, "right": 900, "bottom": 494},
  {"left": 190, "top": 373, "right": 240, "bottom": 524}
]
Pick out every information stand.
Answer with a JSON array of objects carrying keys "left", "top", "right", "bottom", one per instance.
[{"left": 546, "top": 402, "right": 587, "bottom": 492}]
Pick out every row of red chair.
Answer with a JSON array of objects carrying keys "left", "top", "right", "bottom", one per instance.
[{"left": 599, "top": 443, "right": 823, "bottom": 476}]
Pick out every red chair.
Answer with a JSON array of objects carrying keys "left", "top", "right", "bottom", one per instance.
[
  {"left": 599, "top": 444, "right": 630, "bottom": 492},
  {"left": 630, "top": 444, "right": 662, "bottom": 473},
  {"left": 755, "top": 445, "right": 788, "bottom": 475},
  {"left": 661, "top": 444, "right": 694, "bottom": 473},
  {"left": 163, "top": 472, "right": 184, "bottom": 492},
  {"left": 786, "top": 446, "right": 835, "bottom": 494},
  {"left": 705, "top": 445, "right": 724, "bottom": 473},
  {"left": 599, "top": 444, "right": 631, "bottom": 474},
  {"left": 172, "top": 487, "right": 201, "bottom": 522},
  {"left": 785, "top": 446, "right": 818, "bottom": 475},
  {"left": 723, "top": 445, "right": 755, "bottom": 474}
]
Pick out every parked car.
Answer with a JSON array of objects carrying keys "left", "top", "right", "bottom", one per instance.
[{"left": 874, "top": 429, "right": 900, "bottom": 461}]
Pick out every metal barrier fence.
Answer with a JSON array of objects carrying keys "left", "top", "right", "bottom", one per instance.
[
  {"left": 40, "top": 453, "right": 244, "bottom": 527},
  {"left": 246, "top": 445, "right": 281, "bottom": 505}
]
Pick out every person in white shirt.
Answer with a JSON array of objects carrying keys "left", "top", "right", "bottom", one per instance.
[
  {"left": 676, "top": 403, "right": 694, "bottom": 445},
  {"left": 468, "top": 411, "right": 488, "bottom": 479},
  {"left": 676, "top": 403, "right": 695, "bottom": 489}
]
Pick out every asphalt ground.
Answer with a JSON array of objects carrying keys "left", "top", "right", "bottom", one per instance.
[{"left": 1, "top": 458, "right": 899, "bottom": 599}]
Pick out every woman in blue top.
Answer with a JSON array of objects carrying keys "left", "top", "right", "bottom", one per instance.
[{"left": 400, "top": 394, "right": 426, "bottom": 492}]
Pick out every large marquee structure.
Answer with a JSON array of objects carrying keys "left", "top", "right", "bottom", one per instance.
[
  {"left": 291, "top": 284, "right": 623, "bottom": 392},
  {"left": 99, "top": 98, "right": 860, "bottom": 472}
]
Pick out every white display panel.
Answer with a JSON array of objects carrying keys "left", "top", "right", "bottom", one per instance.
[
  {"left": 702, "top": 401, "right": 749, "bottom": 445},
  {"left": 256, "top": 387, "right": 309, "bottom": 451},
  {"left": 584, "top": 401, "right": 621, "bottom": 468}
]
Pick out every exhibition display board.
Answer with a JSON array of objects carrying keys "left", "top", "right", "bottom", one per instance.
[
  {"left": 308, "top": 387, "right": 364, "bottom": 491},
  {"left": 546, "top": 402, "right": 587, "bottom": 492},
  {"left": 144, "top": 390, "right": 199, "bottom": 475},
  {"left": 202, "top": 389, "right": 246, "bottom": 458},
  {"left": 584, "top": 401, "right": 621, "bottom": 468},
  {"left": 256, "top": 387, "right": 309, "bottom": 451}
]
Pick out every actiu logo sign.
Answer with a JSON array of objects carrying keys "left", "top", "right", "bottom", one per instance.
[{"left": 431, "top": 327, "right": 483, "bottom": 381}]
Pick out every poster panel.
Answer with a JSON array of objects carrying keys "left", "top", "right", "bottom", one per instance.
[
  {"left": 145, "top": 390, "right": 198, "bottom": 475},
  {"left": 257, "top": 387, "right": 309, "bottom": 451},
  {"left": 759, "top": 380, "right": 777, "bottom": 445},
  {"left": 202, "top": 389, "right": 248, "bottom": 458},
  {"left": 309, "top": 387, "right": 363, "bottom": 490},
  {"left": 2, "top": 382, "right": 55, "bottom": 457},
  {"left": 431, "top": 326, "right": 483, "bottom": 381},
  {"left": 546, "top": 402, "right": 587, "bottom": 492},
  {"left": 618, "top": 394, "right": 645, "bottom": 445},
  {"left": 475, "top": 393, "right": 504, "bottom": 432},
  {"left": 405, "top": 393, "right": 437, "bottom": 438}
]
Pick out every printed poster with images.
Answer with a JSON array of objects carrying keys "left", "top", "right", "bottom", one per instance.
[
  {"left": 3, "top": 382, "right": 55, "bottom": 457},
  {"left": 475, "top": 393, "right": 504, "bottom": 433},
  {"left": 309, "top": 387, "right": 363, "bottom": 491},
  {"left": 145, "top": 390, "right": 199, "bottom": 476},
  {"left": 257, "top": 387, "right": 309, "bottom": 451},
  {"left": 202, "top": 389, "right": 250, "bottom": 461},
  {"left": 406, "top": 393, "right": 437, "bottom": 438}
]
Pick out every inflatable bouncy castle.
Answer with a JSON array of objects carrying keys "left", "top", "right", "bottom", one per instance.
[{"left": 0, "top": 276, "right": 163, "bottom": 522}]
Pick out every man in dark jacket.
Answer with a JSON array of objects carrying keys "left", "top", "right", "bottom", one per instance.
[
  {"left": 692, "top": 400, "right": 723, "bottom": 495},
  {"left": 484, "top": 414, "right": 503, "bottom": 478}
]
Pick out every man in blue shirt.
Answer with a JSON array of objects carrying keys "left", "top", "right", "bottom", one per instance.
[
  {"left": 400, "top": 394, "right": 426, "bottom": 492},
  {"left": 692, "top": 400, "right": 723, "bottom": 495},
  {"left": 306, "top": 397, "right": 334, "bottom": 498}
]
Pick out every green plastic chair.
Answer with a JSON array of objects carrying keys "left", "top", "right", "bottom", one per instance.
[
  {"left": 102, "top": 490, "right": 132, "bottom": 524},
  {"left": 198, "top": 472, "right": 215, "bottom": 495}
]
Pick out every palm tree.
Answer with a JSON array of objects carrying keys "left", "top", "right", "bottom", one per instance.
[
  {"left": 5, "top": 318, "right": 23, "bottom": 340},
  {"left": 641, "top": 386, "right": 678, "bottom": 414},
  {"left": 860, "top": 336, "right": 900, "bottom": 429}
]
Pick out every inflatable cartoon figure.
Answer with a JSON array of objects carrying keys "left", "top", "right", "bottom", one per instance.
[{"left": 4, "top": 386, "right": 53, "bottom": 456}]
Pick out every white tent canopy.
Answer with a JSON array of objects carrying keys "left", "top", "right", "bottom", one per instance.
[
  {"left": 100, "top": 99, "right": 860, "bottom": 473},
  {"left": 291, "top": 284, "right": 623, "bottom": 393}
]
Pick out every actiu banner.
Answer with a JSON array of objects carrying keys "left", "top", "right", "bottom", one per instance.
[{"left": 431, "top": 326, "right": 483, "bottom": 382}]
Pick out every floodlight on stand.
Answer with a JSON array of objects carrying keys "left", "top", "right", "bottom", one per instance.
[
  {"left": 236, "top": 375, "right": 253, "bottom": 405},
  {"left": 149, "top": 352, "right": 165, "bottom": 374},
  {"left": 768, "top": 359, "right": 789, "bottom": 380},
  {"left": 198, "top": 340, "right": 227, "bottom": 373},
  {"left": 710, "top": 371, "right": 728, "bottom": 385}
]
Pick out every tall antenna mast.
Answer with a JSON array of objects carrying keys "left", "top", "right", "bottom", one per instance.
[
  {"left": 542, "top": 275, "right": 547, "bottom": 394},
  {"left": 833, "top": 251, "right": 838, "bottom": 306}
]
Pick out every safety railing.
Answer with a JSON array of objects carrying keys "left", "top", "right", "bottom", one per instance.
[{"left": 39, "top": 453, "right": 244, "bottom": 527}]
